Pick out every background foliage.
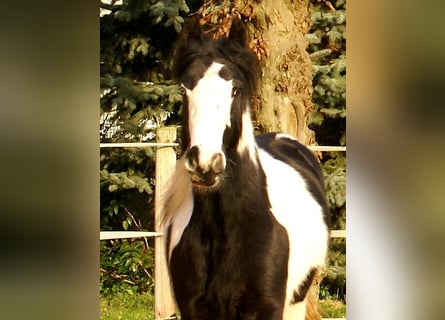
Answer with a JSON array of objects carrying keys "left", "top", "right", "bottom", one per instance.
[
  {"left": 100, "top": 0, "right": 189, "bottom": 297},
  {"left": 100, "top": 0, "right": 346, "bottom": 304},
  {"left": 306, "top": 0, "right": 346, "bottom": 301}
]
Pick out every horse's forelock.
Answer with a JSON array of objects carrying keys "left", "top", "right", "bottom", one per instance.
[{"left": 172, "top": 24, "right": 259, "bottom": 95}]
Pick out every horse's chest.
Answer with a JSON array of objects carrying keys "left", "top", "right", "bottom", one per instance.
[
  {"left": 172, "top": 204, "right": 267, "bottom": 271},
  {"left": 169, "top": 202, "right": 289, "bottom": 314}
]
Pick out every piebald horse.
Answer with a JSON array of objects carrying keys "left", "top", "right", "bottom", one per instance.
[{"left": 162, "top": 17, "right": 330, "bottom": 320}]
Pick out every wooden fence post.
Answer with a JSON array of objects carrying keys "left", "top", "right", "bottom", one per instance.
[{"left": 154, "top": 126, "right": 177, "bottom": 319}]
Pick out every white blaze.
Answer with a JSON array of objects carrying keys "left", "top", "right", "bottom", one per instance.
[{"left": 185, "top": 62, "right": 233, "bottom": 169}]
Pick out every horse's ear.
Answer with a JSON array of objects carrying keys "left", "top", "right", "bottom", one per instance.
[
  {"left": 228, "top": 17, "right": 249, "bottom": 46},
  {"left": 172, "top": 16, "right": 204, "bottom": 80},
  {"left": 179, "top": 15, "right": 203, "bottom": 45}
]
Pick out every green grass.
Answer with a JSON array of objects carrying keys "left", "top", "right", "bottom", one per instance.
[
  {"left": 100, "top": 291, "right": 345, "bottom": 319},
  {"left": 319, "top": 298, "right": 347, "bottom": 318},
  {"left": 100, "top": 291, "right": 154, "bottom": 320}
]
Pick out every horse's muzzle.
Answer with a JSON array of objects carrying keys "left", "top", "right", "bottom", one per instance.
[{"left": 185, "top": 146, "right": 225, "bottom": 190}]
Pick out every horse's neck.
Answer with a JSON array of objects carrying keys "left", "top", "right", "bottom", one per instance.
[
  {"left": 197, "top": 147, "right": 268, "bottom": 235},
  {"left": 220, "top": 145, "right": 263, "bottom": 200}
]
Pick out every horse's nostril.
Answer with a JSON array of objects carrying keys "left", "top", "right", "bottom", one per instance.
[
  {"left": 185, "top": 146, "right": 199, "bottom": 172},
  {"left": 212, "top": 153, "right": 226, "bottom": 173},
  {"left": 185, "top": 146, "right": 225, "bottom": 184}
]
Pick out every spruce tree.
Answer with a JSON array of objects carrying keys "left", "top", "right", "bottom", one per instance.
[
  {"left": 100, "top": 0, "right": 189, "bottom": 295},
  {"left": 306, "top": 0, "right": 346, "bottom": 302},
  {"left": 100, "top": 0, "right": 188, "bottom": 230}
]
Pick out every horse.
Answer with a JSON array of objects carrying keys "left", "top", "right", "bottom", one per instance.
[{"left": 161, "top": 17, "right": 330, "bottom": 320}]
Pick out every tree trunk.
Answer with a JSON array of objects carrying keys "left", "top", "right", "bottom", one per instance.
[
  {"left": 237, "top": 2, "right": 323, "bottom": 319},
  {"left": 242, "top": 0, "right": 316, "bottom": 145}
]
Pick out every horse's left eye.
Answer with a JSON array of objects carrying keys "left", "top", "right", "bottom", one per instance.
[
  {"left": 232, "top": 88, "right": 240, "bottom": 98},
  {"left": 179, "top": 84, "right": 187, "bottom": 96}
]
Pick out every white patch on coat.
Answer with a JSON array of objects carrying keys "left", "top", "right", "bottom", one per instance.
[
  {"left": 276, "top": 133, "right": 298, "bottom": 142},
  {"left": 257, "top": 148, "right": 329, "bottom": 316},
  {"left": 161, "top": 158, "right": 194, "bottom": 261},
  {"left": 185, "top": 62, "right": 233, "bottom": 170},
  {"left": 236, "top": 110, "right": 257, "bottom": 165},
  {"left": 283, "top": 301, "right": 306, "bottom": 320},
  {"left": 166, "top": 194, "right": 193, "bottom": 260}
]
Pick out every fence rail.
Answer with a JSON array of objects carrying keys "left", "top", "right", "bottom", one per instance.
[
  {"left": 100, "top": 128, "right": 346, "bottom": 319},
  {"left": 308, "top": 146, "right": 346, "bottom": 152},
  {"left": 100, "top": 230, "right": 346, "bottom": 241},
  {"left": 100, "top": 142, "right": 179, "bottom": 148},
  {"left": 99, "top": 142, "right": 344, "bottom": 151},
  {"left": 100, "top": 231, "right": 163, "bottom": 240}
]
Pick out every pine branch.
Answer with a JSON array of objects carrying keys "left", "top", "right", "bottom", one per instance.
[
  {"left": 310, "top": 48, "right": 332, "bottom": 60},
  {"left": 100, "top": 2, "right": 122, "bottom": 13},
  {"left": 323, "top": 1, "right": 336, "bottom": 12}
]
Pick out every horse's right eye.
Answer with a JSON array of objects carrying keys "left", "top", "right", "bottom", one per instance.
[
  {"left": 179, "top": 84, "right": 187, "bottom": 95},
  {"left": 232, "top": 87, "right": 240, "bottom": 98}
]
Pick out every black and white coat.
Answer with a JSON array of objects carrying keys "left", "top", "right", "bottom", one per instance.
[{"left": 162, "top": 17, "right": 329, "bottom": 320}]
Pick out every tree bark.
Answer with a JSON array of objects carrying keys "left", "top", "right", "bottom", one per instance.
[
  {"left": 244, "top": 0, "right": 316, "bottom": 145},
  {"left": 236, "top": 2, "right": 323, "bottom": 319}
]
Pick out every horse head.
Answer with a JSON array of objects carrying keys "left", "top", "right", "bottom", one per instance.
[{"left": 172, "top": 17, "right": 259, "bottom": 191}]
